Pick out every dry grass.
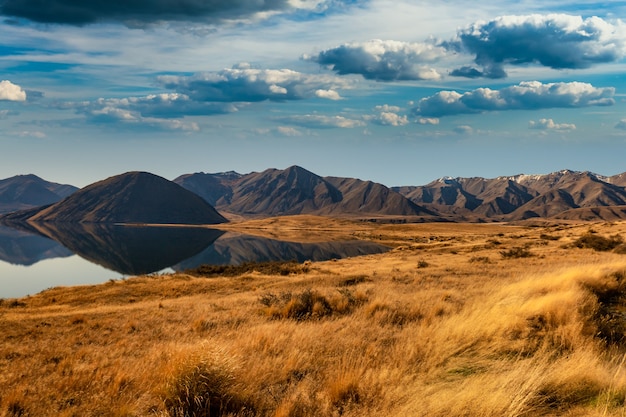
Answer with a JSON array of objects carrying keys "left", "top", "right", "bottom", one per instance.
[{"left": 3, "top": 218, "right": 626, "bottom": 416}]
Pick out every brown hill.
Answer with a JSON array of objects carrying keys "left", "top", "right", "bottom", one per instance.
[
  {"left": 22, "top": 171, "right": 228, "bottom": 224},
  {"left": 0, "top": 174, "right": 78, "bottom": 214},
  {"left": 175, "top": 166, "right": 433, "bottom": 218}
]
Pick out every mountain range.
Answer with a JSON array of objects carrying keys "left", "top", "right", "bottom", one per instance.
[
  {"left": 0, "top": 174, "right": 77, "bottom": 214},
  {"left": 2, "top": 167, "right": 626, "bottom": 223},
  {"left": 173, "top": 165, "right": 434, "bottom": 218},
  {"left": 392, "top": 170, "right": 626, "bottom": 221}
]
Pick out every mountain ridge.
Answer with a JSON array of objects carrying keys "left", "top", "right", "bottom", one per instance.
[{"left": 2, "top": 167, "right": 626, "bottom": 223}]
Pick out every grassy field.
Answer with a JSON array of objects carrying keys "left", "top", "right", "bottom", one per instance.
[{"left": 2, "top": 217, "right": 626, "bottom": 416}]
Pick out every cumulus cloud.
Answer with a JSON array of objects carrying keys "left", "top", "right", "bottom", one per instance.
[
  {"left": 615, "top": 119, "right": 626, "bottom": 130},
  {"left": 305, "top": 39, "right": 445, "bottom": 81},
  {"left": 276, "top": 126, "right": 302, "bottom": 136},
  {"left": 0, "top": 80, "right": 26, "bottom": 101},
  {"left": 448, "top": 14, "right": 626, "bottom": 78},
  {"left": 374, "top": 112, "right": 408, "bottom": 126},
  {"left": 277, "top": 114, "right": 365, "bottom": 129},
  {"left": 315, "top": 89, "right": 342, "bottom": 100},
  {"left": 0, "top": 0, "right": 291, "bottom": 26},
  {"left": 413, "top": 81, "right": 615, "bottom": 117},
  {"left": 417, "top": 117, "right": 439, "bottom": 125},
  {"left": 158, "top": 66, "right": 348, "bottom": 102},
  {"left": 61, "top": 94, "right": 211, "bottom": 131},
  {"left": 528, "top": 118, "right": 576, "bottom": 130},
  {"left": 369, "top": 104, "right": 408, "bottom": 126},
  {"left": 454, "top": 125, "right": 473, "bottom": 135},
  {"left": 64, "top": 94, "right": 237, "bottom": 118}
]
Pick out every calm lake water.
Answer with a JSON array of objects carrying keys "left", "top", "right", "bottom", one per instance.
[{"left": 0, "top": 223, "right": 390, "bottom": 298}]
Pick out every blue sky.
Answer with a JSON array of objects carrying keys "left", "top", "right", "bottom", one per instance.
[{"left": 2, "top": 0, "right": 626, "bottom": 188}]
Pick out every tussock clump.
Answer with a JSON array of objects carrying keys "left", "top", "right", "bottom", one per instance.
[
  {"left": 500, "top": 246, "right": 534, "bottom": 259},
  {"left": 185, "top": 261, "right": 310, "bottom": 277},
  {"left": 573, "top": 233, "right": 623, "bottom": 252},
  {"left": 259, "top": 288, "right": 366, "bottom": 321},
  {"left": 583, "top": 271, "right": 626, "bottom": 345},
  {"left": 162, "top": 345, "right": 253, "bottom": 417}
]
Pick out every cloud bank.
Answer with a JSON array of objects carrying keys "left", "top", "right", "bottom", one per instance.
[
  {"left": 449, "top": 14, "right": 626, "bottom": 78},
  {"left": 413, "top": 81, "right": 615, "bottom": 117},
  {"left": 158, "top": 65, "right": 347, "bottom": 102},
  {"left": 305, "top": 39, "right": 445, "bottom": 81},
  {"left": 0, "top": 0, "right": 291, "bottom": 25},
  {"left": 0, "top": 80, "right": 26, "bottom": 101}
]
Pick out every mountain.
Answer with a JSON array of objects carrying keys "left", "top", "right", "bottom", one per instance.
[
  {"left": 0, "top": 174, "right": 78, "bottom": 214},
  {"left": 394, "top": 169, "right": 626, "bottom": 221},
  {"left": 7, "top": 171, "right": 228, "bottom": 224},
  {"left": 174, "top": 171, "right": 241, "bottom": 207},
  {"left": 609, "top": 173, "right": 626, "bottom": 188},
  {"left": 175, "top": 165, "right": 434, "bottom": 218}
]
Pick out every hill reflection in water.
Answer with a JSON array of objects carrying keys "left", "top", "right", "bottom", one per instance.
[{"left": 0, "top": 223, "right": 391, "bottom": 277}]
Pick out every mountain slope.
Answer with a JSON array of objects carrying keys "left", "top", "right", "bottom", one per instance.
[
  {"left": 226, "top": 166, "right": 344, "bottom": 216},
  {"left": 173, "top": 171, "right": 241, "bottom": 207},
  {"left": 176, "top": 166, "right": 433, "bottom": 217},
  {"left": 0, "top": 174, "right": 78, "bottom": 214},
  {"left": 24, "top": 171, "right": 228, "bottom": 224}
]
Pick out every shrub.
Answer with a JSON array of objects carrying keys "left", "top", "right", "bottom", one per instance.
[
  {"left": 500, "top": 247, "right": 534, "bottom": 259},
  {"left": 259, "top": 288, "right": 366, "bottom": 321},
  {"left": 417, "top": 260, "right": 429, "bottom": 269},
  {"left": 540, "top": 234, "right": 560, "bottom": 241},
  {"left": 573, "top": 233, "right": 623, "bottom": 252},
  {"left": 469, "top": 256, "right": 491, "bottom": 264}
]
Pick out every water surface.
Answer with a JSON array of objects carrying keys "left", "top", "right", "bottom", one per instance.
[{"left": 0, "top": 223, "right": 390, "bottom": 298}]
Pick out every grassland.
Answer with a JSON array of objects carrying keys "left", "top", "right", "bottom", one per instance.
[{"left": 2, "top": 217, "right": 626, "bottom": 416}]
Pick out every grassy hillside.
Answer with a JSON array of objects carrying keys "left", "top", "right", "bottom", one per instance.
[{"left": 2, "top": 218, "right": 626, "bottom": 416}]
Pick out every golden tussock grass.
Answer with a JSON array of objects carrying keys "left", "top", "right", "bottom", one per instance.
[{"left": 2, "top": 218, "right": 626, "bottom": 416}]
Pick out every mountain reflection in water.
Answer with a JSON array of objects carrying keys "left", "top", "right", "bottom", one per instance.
[{"left": 0, "top": 223, "right": 391, "bottom": 277}]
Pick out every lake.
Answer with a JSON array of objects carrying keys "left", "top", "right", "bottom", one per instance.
[{"left": 0, "top": 223, "right": 390, "bottom": 298}]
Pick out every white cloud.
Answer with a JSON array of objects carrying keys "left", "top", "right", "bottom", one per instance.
[
  {"left": 417, "top": 117, "right": 439, "bottom": 125},
  {"left": 529, "top": 118, "right": 576, "bottom": 130},
  {"left": 414, "top": 81, "right": 615, "bottom": 117},
  {"left": 305, "top": 39, "right": 446, "bottom": 81},
  {"left": 449, "top": 14, "right": 626, "bottom": 78},
  {"left": 277, "top": 114, "right": 366, "bottom": 129},
  {"left": 314, "top": 89, "right": 342, "bottom": 100},
  {"left": 615, "top": 119, "right": 626, "bottom": 130},
  {"left": 375, "top": 112, "right": 408, "bottom": 126},
  {"left": 454, "top": 125, "right": 473, "bottom": 135},
  {"left": 277, "top": 126, "right": 303, "bottom": 136},
  {"left": 0, "top": 80, "right": 26, "bottom": 102},
  {"left": 375, "top": 104, "right": 401, "bottom": 113},
  {"left": 158, "top": 67, "right": 350, "bottom": 102}
]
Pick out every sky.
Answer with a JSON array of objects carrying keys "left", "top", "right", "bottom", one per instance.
[{"left": 2, "top": 1, "right": 626, "bottom": 188}]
